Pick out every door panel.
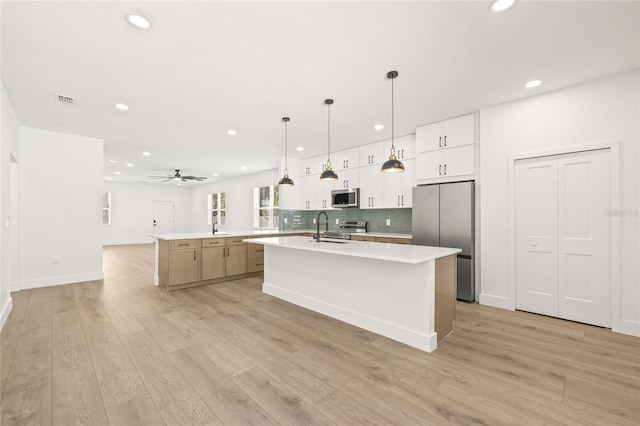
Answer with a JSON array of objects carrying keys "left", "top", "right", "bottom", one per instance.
[
  {"left": 515, "top": 157, "right": 558, "bottom": 317},
  {"left": 226, "top": 245, "right": 248, "bottom": 276},
  {"left": 557, "top": 150, "right": 610, "bottom": 327},
  {"left": 201, "top": 247, "right": 225, "bottom": 280},
  {"left": 153, "top": 201, "right": 175, "bottom": 234}
]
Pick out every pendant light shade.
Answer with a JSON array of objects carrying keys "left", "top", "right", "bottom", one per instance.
[
  {"left": 320, "top": 98, "right": 339, "bottom": 181},
  {"left": 278, "top": 117, "right": 294, "bottom": 186},
  {"left": 381, "top": 70, "right": 405, "bottom": 173}
]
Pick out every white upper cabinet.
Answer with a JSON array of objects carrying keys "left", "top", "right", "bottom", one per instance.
[
  {"left": 333, "top": 148, "right": 359, "bottom": 171},
  {"left": 335, "top": 168, "right": 359, "bottom": 190},
  {"left": 317, "top": 179, "right": 335, "bottom": 210},
  {"left": 383, "top": 134, "right": 416, "bottom": 160},
  {"left": 359, "top": 164, "right": 383, "bottom": 209},
  {"left": 360, "top": 141, "right": 385, "bottom": 166},
  {"left": 416, "top": 113, "right": 475, "bottom": 152},
  {"left": 416, "top": 113, "right": 476, "bottom": 183},
  {"left": 383, "top": 159, "right": 415, "bottom": 208},
  {"left": 299, "top": 175, "right": 318, "bottom": 210},
  {"left": 301, "top": 156, "right": 322, "bottom": 176}
]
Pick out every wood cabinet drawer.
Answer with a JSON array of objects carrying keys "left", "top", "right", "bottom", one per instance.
[
  {"left": 226, "top": 237, "right": 248, "bottom": 246},
  {"left": 169, "top": 240, "right": 197, "bottom": 250},
  {"left": 247, "top": 257, "right": 265, "bottom": 273},
  {"left": 375, "top": 237, "right": 413, "bottom": 245},
  {"left": 350, "top": 235, "right": 375, "bottom": 242},
  {"left": 247, "top": 243, "right": 264, "bottom": 258},
  {"left": 202, "top": 238, "right": 225, "bottom": 247}
]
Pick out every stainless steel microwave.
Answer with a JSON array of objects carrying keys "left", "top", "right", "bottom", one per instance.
[{"left": 331, "top": 188, "right": 360, "bottom": 208}]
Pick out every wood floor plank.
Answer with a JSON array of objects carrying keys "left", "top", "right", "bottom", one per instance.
[
  {"left": 313, "top": 390, "right": 390, "bottom": 425},
  {"left": 128, "top": 301, "right": 192, "bottom": 352},
  {"left": 167, "top": 347, "right": 278, "bottom": 425},
  {"left": 52, "top": 309, "right": 109, "bottom": 426},
  {"left": 0, "top": 290, "right": 32, "bottom": 384},
  {"left": 1, "top": 287, "right": 53, "bottom": 426},
  {"left": 103, "top": 394, "right": 167, "bottom": 426},
  {"left": 232, "top": 367, "right": 331, "bottom": 426},
  {"left": 120, "top": 330, "right": 217, "bottom": 426}
]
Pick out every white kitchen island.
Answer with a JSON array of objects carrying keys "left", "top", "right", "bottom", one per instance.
[{"left": 245, "top": 236, "right": 461, "bottom": 353}]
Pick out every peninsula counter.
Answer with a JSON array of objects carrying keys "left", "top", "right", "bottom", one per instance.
[{"left": 245, "top": 236, "right": 461, "bottom": 352}]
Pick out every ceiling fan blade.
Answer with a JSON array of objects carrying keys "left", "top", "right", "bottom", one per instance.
[{"left": 162, "top": 177, "right": 174, "bottom": 182}]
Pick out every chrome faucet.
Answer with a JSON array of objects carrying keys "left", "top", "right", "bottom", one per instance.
[
  {"left": 212, "top": 221, "right": 218, "bottom": 235},
  {"left": 316, "top": 211, "right": 329, "bottom": 242}
]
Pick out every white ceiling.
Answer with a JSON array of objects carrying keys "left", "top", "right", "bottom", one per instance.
[{"left": 2, "top": 1, "right": 638, "bottom": 185}]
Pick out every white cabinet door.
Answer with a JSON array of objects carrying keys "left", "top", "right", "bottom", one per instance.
[
  {"left": 383, "top": 159, "right": 415, "bottom": 208},
  {"left": 336, "top": 168, "right": 359, "bottom": 190},
  {"left": 317, "top": 179, "right": 335, "bottom": 210},
  {"left": 300, "top": 157, "right": 318, "bottom": 176},
  {"left": 359, "top": 165, "right": 383, "bottom": 209},
  {"left": 299, "top": 175, "right": 318, "bottom": 210},
  {"left": 384, "top": 134, "right": 415, "bottom": 160},
  {"left": 515, "top": 157, "right": 559, "bottom": 318},
  {"left": 416, "top": 151, "right": 444, "bottom": 180},
  {"left": 334, "top": 148, "right": 359, "bottom": 171},
  {"left": 442, "top": 114, "right": 475, "bottom": 148},
  {"left": 416, "top": 122, "right": 443, "bottom": 153},
  {"left": 442, "top": 144, "right": 474, "bottom": 177},
  {"left": 360, "top": 141, "right": 384, "bottom": 166}
]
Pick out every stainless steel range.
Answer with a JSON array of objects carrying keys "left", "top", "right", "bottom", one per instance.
[{"left": 323, "top": 220, "right": 367, "bottom": 240}]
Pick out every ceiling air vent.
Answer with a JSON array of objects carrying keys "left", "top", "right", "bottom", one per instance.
[{"left": 56, "top": 94, "right": 75, "bottom": 104}]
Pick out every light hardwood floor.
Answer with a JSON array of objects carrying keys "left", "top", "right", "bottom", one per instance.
[{"left": 1, "top": 243, "right": 639, "bottom": 425}]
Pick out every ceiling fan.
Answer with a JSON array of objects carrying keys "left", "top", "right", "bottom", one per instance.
[{"left": 148, "top": 169, "right": 207, "bottom": 182}]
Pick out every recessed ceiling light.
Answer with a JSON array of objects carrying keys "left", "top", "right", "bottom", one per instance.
[
  {"left": 490, "top": 0, "right": 515, "bottom": 13},
  {"left": 525, "top": 79, "right": 542, "bottom": 88},
  {"left": 126, "top": 163, "right": 134, "bottom": 167},
  {"left": 142, "top": 151, "right": 151, "bottom": 156},
  {"left": 227, "top": 130, "right": 237, "bottom": 136},
  {"left": 213, "top": 173, "right": 219, "bottom": 177},
  {"left": 374, "top": 124, "right": 384, "bottom": 131},
  {"left": 109, "top": 159, "right": 119, "bottom": 163},
  {"left": 296, "top": 146, "right": 304, "bottom": 152},
  {"left": 177, "top": 183, "right": 181, "bottom": 186},
  {"left": 106, "top": 177, "right": 112, "bottom": 181},
  {"left": 241, "top": 166, "right": 247, "bottom": 170},
  {"left": 115, "top": 171, "right": 121, "bottom": 175},
  {"left": 115, "top": 103, "right": 129, "bottom": 111},
  {"left": 126, "top": 14, "right": 151, "bottom": 30}
]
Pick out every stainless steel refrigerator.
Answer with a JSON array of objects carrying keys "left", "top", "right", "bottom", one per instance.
[{"left": 412, "top": 182, "right": 475, "bottom": 301}]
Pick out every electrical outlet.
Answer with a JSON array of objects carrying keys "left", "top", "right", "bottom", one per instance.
[
  {"left": 284, "top": 218, "right": 288, "bottom": 224},
  {"left": 313, "top": 218, "right": 316, "bottom": 224},
  {"left": 386, "top": 219, "right": 391, "bottom": 226},
  {"left": 336, "top": 218, "right": 339, "bottom": 224}
]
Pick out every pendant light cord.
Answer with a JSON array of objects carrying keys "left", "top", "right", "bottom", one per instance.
[
  {"left": 284, "top": 119, "right": 288, "bottom": 171},
  {"left": 327, "top": 101, "right": 331, "bottom": 163},
  {"left": 391, "top": 75, "right": 395, "bottom": 153}
]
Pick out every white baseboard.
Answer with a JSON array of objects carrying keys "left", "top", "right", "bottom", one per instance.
[
  {"left": 0, "top": 296, "right": 13, "bottom": 332},
  {"left": 10, "top": 279, "right": 21, "bottom": 292},
  {"left": 618, "top": 319, "right": 640, "bottom": 337},
  {"left": 103, "top": 239, "right": 153, "bottom": 246},
  {"left": 479, "top": 293, "right": 514, "bottom": 310},
  {"left": 264, "top": 282, "right": 438, "bottom": 352},
  {"left": 20, "top": 271, "right": 104, "bottom": 290}
]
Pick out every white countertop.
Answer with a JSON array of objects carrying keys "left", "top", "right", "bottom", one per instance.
[{"left": 245, "top": 236, "right": 460, "bottom": 264}]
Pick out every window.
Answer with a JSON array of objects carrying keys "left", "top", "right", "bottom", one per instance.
[
  {"left": 207, "top": 192, "right": 226, "bottom": 226},
  {"left": 254, "top": 185, "right": 279, "bottom": 229},
  {"left": 102, "top": 192, "right": 111, "bottom": 225}
]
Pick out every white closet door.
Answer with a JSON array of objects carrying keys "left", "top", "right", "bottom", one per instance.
[
  {"left": 557, "top": 150, "right": 611, "bottom": 327},
  {"left": 515, "top": 157, "right": 559, "bottom": 317}
]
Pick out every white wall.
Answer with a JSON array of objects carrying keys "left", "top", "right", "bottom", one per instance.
[
  {"left": 0, "top": 80, "right": 20, "bottom": 330},
  {"left": 19, "top": 127, "right": 104, "bottom": 289},
  {"left": 102, "top": 181, "right": 192, "bottom": 245},
  {"left": 189, "top": 169, "right": 279, "bottom": 232},
  {"left": 479, "top": 70, "right": 640, "bottom": 335}
]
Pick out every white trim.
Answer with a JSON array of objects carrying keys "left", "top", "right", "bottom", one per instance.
[
  {"left": 0, "top": 296, "right": 13, "bottom": 332},
  {"left": 506, "top": 140, "right": 621, "bottom": 332},
  {"left": 19, "top": 271, "right": 104, "bottom": 290},
  {"left": 10, "top": 280, "right": 21, "bottom": 292},
  {"left": 479, "top": 293, "right": 513, "bottom": 311},
  {"left": 619, "top": 319, "right": 640, "bottom": 337}
]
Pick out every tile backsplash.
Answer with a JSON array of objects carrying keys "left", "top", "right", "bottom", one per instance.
[{"left": 280, "top": 208, "right": 412, "bottom": 233}]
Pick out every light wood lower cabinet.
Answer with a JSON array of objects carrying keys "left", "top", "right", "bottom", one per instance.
[
  {"left": 246, "top": 243, "right": 265, "bottom": 273},
  {"left": 201, "top": 247, "right": 226, "bottom": 280},
  {"left": 350, "top": 235, "right": 413, "bottom": 245},
  {"left": 168, "top": 248, "right": 199, "bottom": 285}
]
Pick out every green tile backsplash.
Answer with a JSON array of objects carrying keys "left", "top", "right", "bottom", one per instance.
[{"left": 280, "top": 208, "right": 412, "bottom": 233}]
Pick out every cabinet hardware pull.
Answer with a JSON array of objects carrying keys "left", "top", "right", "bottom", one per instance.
[
  {"left": 444, "top": 135, "right": 447, "bottom": 147},
  {"left": 444, "top": 164, "right": 447, "bottom": 175},
  {"left": 439, "top": 136, "right": 442, "bottom": 148},
  {"left": 194, "top": 251, "right": 196, "bottom": 261},
  {"left": 178, "top": 243, "right": 188, "bottom": 246},
  {"left": 439, "top": 164, "right": 442, "bottom": 175},
  {"left": 398, "top": 195, "right": 400, "bottom": 206},
  {"left": 401, "top": 195, "right": 404, "bottom": 206},
  {"left": 371, "top": 155, "right": 374, "bottom": 163},
  {"left": 257, "top": 263, "right": 264, "bottom": 266}
]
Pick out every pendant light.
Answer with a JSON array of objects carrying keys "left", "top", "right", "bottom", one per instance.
[
  {"left": 381, "top": 70, "right": 405, "bottom": 173},
  {"left": 320, "top": 98, "right": 339, "bottom": 181},
  {"left": 278, "top": 117, "right": 294, "bottom": 186}
]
